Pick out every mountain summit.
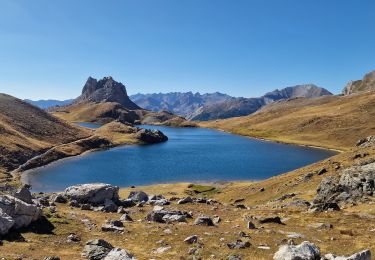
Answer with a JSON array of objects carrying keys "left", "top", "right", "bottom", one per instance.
[{"left": 75, "top": 76, "right": 140, "bottom": 110}]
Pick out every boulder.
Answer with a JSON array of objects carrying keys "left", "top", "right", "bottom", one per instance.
[
  {"left": 64, "top": 183, "right": 119, "bottom": 205},
  {"left": 178, "top": 197, "right": 193, "bottom": 204},
  {"left": 101, "top": 220, "right": 124, "bottom": 233},
  {"left": 323, "top": 249, "right": 371, "bottom": 260},
  {"left": 82, "top": 239, "right": 113, "bottom": 260},
  {"left": 227, "top": 240, "right": 251, "bottom": 249},
  {"left": 136, "top": 129, "right": 168, "bottom": 143},
  {"left": 147, "top": 209, "right": 191, "bottom": 223},
  {"left": 184, "top": 235, "right": 198, "bottom": 244},
  {"left": 128, "top": 191, "right": 149, "bottom": 203},
  {"left": 356, "top": 136, "right": 375, "bottom": 148},
  {"left": 194, "top": 216, "right": 214, "bottom": 226},
  {"left": 120, "top": 213, "right": 133, "bottom": 222},
  {"left": 0, "top": 211, "right": 15, "bottom": 236},
  {"left": 102, "top": 199, "right": 118, "bottom": 213},
  {"left": 13, "top": 186, "right": 33, "bottom": 204},
  {"left": 43, "top": 257, "right": 60, "bottom": 260},
  {"left": 0, "top": 195, "right": 42, "bottom": 230},
  {"left": 312, "top": 162, "right": 375, "bottom": 210},
  {"left": 51, "top": 193, "right": 67, "bottom": 203},
  {"left": 259, "top": 216, "right": 283, "bottom": 225},
  {"left": 103, "top": 248, "right": 136, "bottom": 260},
  {"left": 273, "top": 241, "right": 320, "bottom": 260}
]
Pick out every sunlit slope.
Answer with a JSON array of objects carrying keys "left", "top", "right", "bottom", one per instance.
[{"left": 201, "top": 91, "right": 375, "bottom": 151}]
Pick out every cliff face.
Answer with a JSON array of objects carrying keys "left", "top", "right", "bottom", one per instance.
[
  {"left": 75, "top": 76, "right": 140, "bottom": 110},
  {"left": 342, "top": 70, "right": 375, "bottom": 95}
]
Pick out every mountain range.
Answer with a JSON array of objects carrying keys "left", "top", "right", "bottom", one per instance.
[{"left": 130, "top": 84, "right": 332, "bottom": 120}]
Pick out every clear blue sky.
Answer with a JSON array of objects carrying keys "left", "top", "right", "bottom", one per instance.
[{"left": 0, "top": 0, "right": 374, "bottom": 100}]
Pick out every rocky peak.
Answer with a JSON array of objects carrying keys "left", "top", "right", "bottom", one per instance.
[
  {"left": 342, "top": 70, "right": 375, "bottom": 95},
  {"left": 76, "top": 76, "right": 140, "bottom": 110}
]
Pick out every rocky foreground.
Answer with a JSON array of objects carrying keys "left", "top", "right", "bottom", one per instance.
[{"left": 0, "top": 137, "right": 374, "bottom": 259}]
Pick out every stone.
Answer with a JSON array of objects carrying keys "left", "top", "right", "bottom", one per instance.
[
  {"left": 103, "top": 248, "right": 136, "bottom": 260},
  {"left": 101, "top": 220, "right": 124, "bottom": 233},
  {"left": 247, "top": 221, "right": 256, "bottom": 229},
  {"left": 152, "top": 246, "right": 171, "bottom": 254},
  {"left": 227, "top": 240, "right": 251, "bottom": 249},
  {"left": 178, "top": 197, "right": 193, "bottom": 204},
  {"left": 0, "top": 211, "right": 15, "bottom": 236},
  {"left": 239, "top": 231, "right": 250, "bottom": 238},
  {"left": 184, "top": 235, "right": 198, "bottom": 244},
  {"left": 13, "top": 186, "right": 33, "bottom": 204},
  {"left": 136, "top": 129, "right": 168, "bottom": 143},
  {"left": 128, "top": 191, "right": 149, "bottom": 202},
  {"left": 120, "top": 213, "right": 133, "bottom": 222},
  {"left": 102, "top": 199, "right": 118, "bottom": 213},
  {"left": 118, "top": 199, "right": 136, "bottom": 208},
  {"left": 64, "top": 183, "right": 119, "bottom": 205},
  {"left": 228, "top": 255, "right": 242, "bottom": 260},
  {"left": 82, "top": 239, "right": 114, "bottom": 260},
  {"left": 259, "top": 216, "right": 283, "bottom": 225},
  {"left": 307, "top": 223, "right": 333, "bottom": 229},
  {"left": 69, "top": 200, "right": 80, "bottom": 208},
  {"left": 317, "top": 168, "right": 328, "bottom": 175},
  {"left": 194, "top": 216, "right": 214, "bottom": 226},
  {"left": 43, "top": 257, "right": 60, "bottom": 260},
  {"left": 213, "top": 216, "right": 221, "bottom": 224},
  {"left": 356, "top": 136, "right": 375, "bottom": 148},
  {"left": 52, "top": 193, "right": 67, "bottom": 203},
  {"left": 81, "top": 204, "right": 92, "bottom": 210},
  {"left": 0, "top": 195, "right": 42, "bottom": 231},
  {"left": 67, "top": 233, "right": 81, "bottom": 243},
  {"left": 273, "top": 241, "right": 320, "bottom": 260},
  {"left": 147, "top": 209, "right": 191, "bottom": 223},
  {"left": 323, "top": 249, "right": 371, "bottom": 260}
]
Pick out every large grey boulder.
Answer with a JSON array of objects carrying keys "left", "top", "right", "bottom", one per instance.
[
  {"left": 128, "top": 191, "right": 149, "bottom": 202},
  {"left": 323, "top": 249, "right": 371, "bottom": 260},
  {"left": 103, "top": 248, "right": 136, "bottom": 260},
  {"left": 64, "top": 183, "right": 119, "bottom": 205},
  {"left": 82, "top": 239, "right": 113, "bottom": 260},
  {"left": 0, "top": 195, "right": 42, "bottom": 230},
  {"left": 0, "top": 211, "right": 15, "bottom": 235},
  {"left": 273, "top": 241, "right": 320, "bottom": 260},
  {"left": 312, "top": 162, "right": 375, "bottom": 210}
]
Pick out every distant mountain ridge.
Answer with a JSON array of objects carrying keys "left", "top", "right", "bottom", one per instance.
[
  {"left": 25, "top": 99, "right": 73, "bottom": 109},
  {"left": 131, "top": 84, "right": 332, "bottom": 121}
]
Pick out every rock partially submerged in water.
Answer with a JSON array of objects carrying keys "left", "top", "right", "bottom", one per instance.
[
  {"left": 0, "top": 194, "right": 42, "bottom": 235},
  {"left": 64, "top": 183, "right": 119, "bottom": 205},
  {"left": 136, "top": 128, "right": 168, "bottom": 143}
]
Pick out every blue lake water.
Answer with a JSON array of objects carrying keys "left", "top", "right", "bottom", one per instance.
[{"left": 25, "top": 125, "right": 337, "bottom": 192}]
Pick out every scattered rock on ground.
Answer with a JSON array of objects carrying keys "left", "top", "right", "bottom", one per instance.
[
  {"left": 128, "top": 191, "right": 149, "bottom": 203},
  {"left": 103, "top": 248, "right": 136, "bottom": 260},
  {"left": 184, "top": 235, "right": 198, "bottom": 244},
  {"left": 259, "top": 216, "right": 283, "bottom": 225}
]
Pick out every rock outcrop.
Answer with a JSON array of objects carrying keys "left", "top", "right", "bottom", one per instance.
[
  {"left": 76, "top": 77, "right": 140, "bottom": 110},
  {"left": 135, "top": 129, "right": 168, "bottom": 143},
  {"left": 312, "top": 162, "right": 375, "bottom": 210},
  {"left": 82, "top": 239, "right": 135, "bottom": 260},
  {"left": 64, "top": 183, "right": 119, "bottom": 205},
  {"left": 356, "top": 136, "right": 375, "bottom": 148},
  {"left": 0, "top": 195, "right": 42, "bottom": 236},
  {"left": 323, "top": 249, "right": 371, "bottom": 260},
  {"left": 342, "top": 70, "right": 375, "bottom": 95}
]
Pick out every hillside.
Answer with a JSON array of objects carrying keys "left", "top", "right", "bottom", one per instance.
[
  {"left": 51, "top": 77, "right": 192, "bottom": 127},
  {"left": 201, "top": 91, "right": 375, "bottom": 151},
  {"left": 342, "top": 70, "right": 375, "bottom": 95},
  {"left": 191, "top": 84, "right": 332, "bottom": 121},
  {"left": 0, "top": 94, "right": 169, "bottom": 184}
]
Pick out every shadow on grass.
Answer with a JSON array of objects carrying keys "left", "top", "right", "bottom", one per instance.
[{"left": 1, "top": 216, "right": 55, "bottom": 242}]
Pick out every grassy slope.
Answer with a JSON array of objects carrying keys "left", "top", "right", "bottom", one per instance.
[
  {"left": 200, "top": 92, "right": 375, "bottom": 151},
  {"left": 0, "top": 94, "right": 92, "bottom": 181}
]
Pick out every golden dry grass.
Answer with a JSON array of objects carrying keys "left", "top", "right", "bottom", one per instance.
[{"left": 200, "top": 92, "right": 375, "bottom": 151}]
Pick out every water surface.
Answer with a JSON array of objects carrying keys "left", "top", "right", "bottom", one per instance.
[{"left": 25, "top": 125, "right": 337, "bottom": 192}]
